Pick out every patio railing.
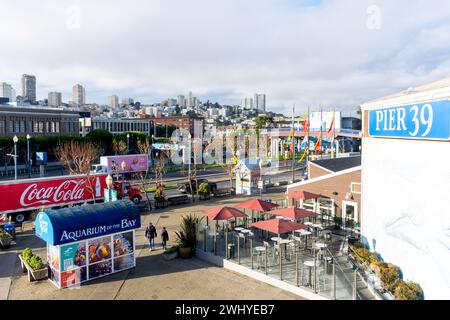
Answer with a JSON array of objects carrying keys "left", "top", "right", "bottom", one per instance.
[{"left": 195, "top": 223, "right": 366, "bottom": 300}]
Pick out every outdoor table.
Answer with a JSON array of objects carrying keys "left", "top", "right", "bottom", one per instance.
[
  {"left": 297, "top": 230, "right": 312, "bottom": 249},
  {"left": 314, "top": 242, "right": 327, "bottom": 249},
  {"left": 255, "top": 246, "right": 266, "bottom": 269},
  {"left": 303, "top": 260, "right": 318, "bottom": 287},
  {"left": 240, "top": 229, "right": 251, "bottom": 234},
  {"left": 271, "top": 237, "right": 293, "bottom": 260},
  {"left": 234, "top": 227, "right": 244, "bottom": 232},
  {"left": 304, "top": 222, "right": 313, "bottom": 226}
]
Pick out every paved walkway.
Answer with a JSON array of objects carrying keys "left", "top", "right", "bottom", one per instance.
[{"left": 5, "top": 192, "right": 306, "bottom": 300}]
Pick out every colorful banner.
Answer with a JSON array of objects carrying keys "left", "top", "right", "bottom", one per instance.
[{"left": 102, "top": 154, "right": 148, "bottom": 173}]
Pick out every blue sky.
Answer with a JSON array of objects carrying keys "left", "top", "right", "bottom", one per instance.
[{"left": 1, "top": 0, "right": 450, "bottom": 115}]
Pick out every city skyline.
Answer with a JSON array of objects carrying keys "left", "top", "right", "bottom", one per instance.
[{"left": 1, "top": 1, "right": 450, "bottom": 114}]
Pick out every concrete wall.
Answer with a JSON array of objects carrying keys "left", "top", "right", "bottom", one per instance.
[{"left": 361, "top": 137, "right": 450, "bottom": 299}]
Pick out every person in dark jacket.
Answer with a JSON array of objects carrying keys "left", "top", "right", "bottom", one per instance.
[
  {"left": 161, "top": 227, "right": 169, "bottom": 250},
  {"left": 145, "top": 222, "right": 157, "bottom": 251}
]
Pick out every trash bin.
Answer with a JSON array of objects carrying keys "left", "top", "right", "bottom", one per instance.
[
  {"left": 326, "top": 258, "right": 333, "bottom": 274},
  {"left": 3, "top": 223, "right": 15, "bottom": 239}
]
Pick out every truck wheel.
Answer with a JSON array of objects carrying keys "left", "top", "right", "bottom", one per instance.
[
  {"left": 12, "top": 213, "right": 26, "bottom": 223},
  {"left": 132, "top": 196, "right": 141, "bottom": 204}
]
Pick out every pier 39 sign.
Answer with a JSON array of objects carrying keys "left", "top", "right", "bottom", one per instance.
[{"left": 368, "top": 99, "right": 450, "bottom": 140}]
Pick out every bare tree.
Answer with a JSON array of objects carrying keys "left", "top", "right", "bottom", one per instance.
[
  {"left": 153, "top": 151, "right": 167, "bottom": 186},
  {"left": 54, "top": 141, "right": 102, "bottom": 202},
  {"left": 133, "top": 139, "right": 152, "bottom": 211},
  {"left": 112, "top": 137, "right": 127, "bottom": 155}
]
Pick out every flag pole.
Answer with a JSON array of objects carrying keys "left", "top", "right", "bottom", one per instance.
[
  {"left": 320, "top": 106, "right": 323, "bottom": 160},
  {"left": 333, "top": 107, "right": 336, "bottom": 158},
  {"left": 291, "top": 104, "right": 295, "bottom": 183}
]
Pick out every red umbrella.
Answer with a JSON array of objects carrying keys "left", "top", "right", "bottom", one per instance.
[
  {"left": 286, "top": 190, "right": 320, "bottom": 200},
  {"left": 268, "top": 207, "right": 318, "bottom": 220},
  {"left": 203, "top": 206, "right": 247, "bottom": 221},
  {"left": 251, "top": 219, "right": 307, "bottom": 235},
  {"left": 235, "top": 199, "right": 278, "bottom": 211}
]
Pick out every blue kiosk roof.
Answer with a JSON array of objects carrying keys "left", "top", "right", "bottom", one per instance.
[{"left": 35, "top": 200, "right": 141, "bottom": 246}]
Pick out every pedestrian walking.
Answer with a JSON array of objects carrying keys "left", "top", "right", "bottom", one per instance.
[
  {"left": 161, "top": 227, "right": 169, "bottom": 250},
  {"left": 145, "top": 222, "right": 157, "bottom": 251}
]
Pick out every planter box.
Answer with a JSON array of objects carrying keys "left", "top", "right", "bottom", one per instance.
[
  {"left": 18, "top": 255, "right": 48, "bottom": 282},
  {"left": 163, "top": 251, "right": 179, "bottom": 261},
  {"left": 179, "top": 247, "right": 192, "bottom": 259}
]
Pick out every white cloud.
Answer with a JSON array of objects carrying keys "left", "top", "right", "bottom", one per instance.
[{"left": 1, "top": 0, "right": 450, "bottom": 114}]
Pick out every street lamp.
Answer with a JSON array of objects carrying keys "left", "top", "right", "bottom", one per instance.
[
  {"left": 26, "top": 134, "right": 31, "bottom": 178},
  {"left": 126, "top": 133, "right": 130, "bottom": 154},
  {"left": 106, "top": 174, "right": 113, "bottom": 202},
  {"left": 13, "top": 135, "right": 18, "bottom": 180},
  {"left": 121, "top": 160, "right": 127, "bottom": 200}
]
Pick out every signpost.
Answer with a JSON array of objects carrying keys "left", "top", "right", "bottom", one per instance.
[
  {"left": 258, "top": 180, "right": 263, "bottom": 200},
  {"left": 368, "top": 99, "right": 450, "bottom": 140}
]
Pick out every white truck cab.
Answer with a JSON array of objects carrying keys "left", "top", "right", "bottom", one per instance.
[{"left": 90, "top": 164, "right": 107, "bottom": 174}]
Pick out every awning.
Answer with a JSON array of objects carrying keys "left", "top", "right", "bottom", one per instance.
[
  {"left": 234, "top": 199, "right": 279, "bottom": 212},
  {"left": 35, "top": 200, "right": 141, "bottom": 246}
]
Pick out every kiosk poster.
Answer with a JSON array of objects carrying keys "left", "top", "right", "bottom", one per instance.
[
  {"left": 61, "top": 242, "right": 87, "bottom": 272},
  {"left": 88, "top": 260, "right": 112, "bottom": 279},
  {"left": 114, "top": 254, "right": 135, "bottom": 272},
  {"left": 88, "top": 236, "right": 112, "bottom": 264},
  {"left": 61, "top": 266, "right": 87, "bottom": 287},
  {"left": 48, "top": 244, "right": 60, "bottom": 271},
  {"left": 113, "top": 231, "right": 134, "bottom": 257}
]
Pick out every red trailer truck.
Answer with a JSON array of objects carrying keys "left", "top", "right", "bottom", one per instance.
[{"left": 0, "top": 174, "right": 108, "bottom": 223}]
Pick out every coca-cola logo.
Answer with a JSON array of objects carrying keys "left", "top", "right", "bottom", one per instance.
[{"left": 20, "top": 180, "right": 88, "bottom": 207}]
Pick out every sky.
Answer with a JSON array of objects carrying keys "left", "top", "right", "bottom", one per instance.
[{"left": 1, "top": 0, "right": 450, "bottom": 115}]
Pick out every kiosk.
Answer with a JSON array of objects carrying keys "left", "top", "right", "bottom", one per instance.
[{"left": 35, "top": 200, "right": 141, "bottom": 289}]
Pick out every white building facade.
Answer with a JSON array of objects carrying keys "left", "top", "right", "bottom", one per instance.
[{"left": 360, "top": 78, "right": 450, "bottom": 300}]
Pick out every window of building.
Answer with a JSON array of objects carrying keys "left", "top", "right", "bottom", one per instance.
[
  {"left": 55, "top": 122, "right": 60, "bottom": 133},
  {"left": 39, "top": 121, "right": 44, "bottom": 133},
  {"left": 20, "top": 121, "right": 25, "bottom": 133},
  {"left": 0, "top": 120, "right": 5, "bottom": 133}
]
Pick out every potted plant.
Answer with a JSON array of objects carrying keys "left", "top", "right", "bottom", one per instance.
[
  {"left": 0, "top": 230, "right": 13, "bottom": 248},
  {"left": 198, "top": 182, "right": 211, "bottom": 200},
  {"left": 163, "top": 245, "right": 179, "bottom": 261},
  {"left": 175, "top": 213, "right": 198, "bottom": 258},
  {"left": 394, "top": 280, "right": 423, "bottom": 300}
]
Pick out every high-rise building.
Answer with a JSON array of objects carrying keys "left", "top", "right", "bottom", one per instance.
[
  {"left": 254, "top": 93, "right": 266, "bottom": 111},
  {"left": 177, "top": 95, "right": 186, "bottom": 107},
  {"left": 21, "top": 74, "right": 36, "bottom": 102},
  {"left": 122, "top": 97, "right": 134, "bottom": 105},
  {"left": 188, "top": 91, "right": 193, "bottom": 108},
  {"left": 48, "top": 92, "right": 62, "bottom": 107},
  {"left": 72, "top": 84, "right": 85, "bottom": 106},
  {"left": 108, "top": 95, "right": 119, "bottom": 109},
  {"left": 0, "top": 82, "right": 14, "bottom": 102},
  {"left": 241, "top": 97, "right": 253, "bottom": 110}
]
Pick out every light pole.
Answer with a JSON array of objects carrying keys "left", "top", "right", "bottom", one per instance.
[
  {"left": 26, "top": 134, "right": 31, "bottom": 178},
  {"left": 106, "top": 174, "right": 113, "bottom": 202},
  {"left": 13, "top": 135, "right": 18, "bottom": 180},
  {"left": 121, "top": 160, "right": 127, "bottom": 200},
  {"left": 126, "top": 133, "right": 130, "bottom": 154}
]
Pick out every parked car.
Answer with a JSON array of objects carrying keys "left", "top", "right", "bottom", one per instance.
[
  {"left": 177, "top": 178, "right": 217, "bottom": 194},
  {"left": 113, "top": 180, "right": 143, "bottom": 204}
]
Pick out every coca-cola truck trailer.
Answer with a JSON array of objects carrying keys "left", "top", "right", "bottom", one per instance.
[{"left": 0, "top": 174, "right": 107, "bottom": 223}]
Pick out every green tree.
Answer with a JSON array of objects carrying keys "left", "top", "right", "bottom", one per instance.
[
  {"left": 86, "top": 129, "right": 113, "bottom": 155},
  {"left": 255, "top": 115, "right": 274, "bottom": 129}
]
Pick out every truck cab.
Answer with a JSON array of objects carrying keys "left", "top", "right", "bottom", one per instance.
[
  {"left": 113, "top": 180, "right": 142, "bottom": 204},
  {"left": 90, "top": 164, "right": 108, "bottom": 174}
]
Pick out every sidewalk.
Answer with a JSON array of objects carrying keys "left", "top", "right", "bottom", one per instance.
[{"left": 6, "top": 191, "right": 306, "bottom": 300}]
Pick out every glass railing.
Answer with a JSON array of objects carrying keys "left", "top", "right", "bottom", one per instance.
[{"left": 196, "top": 224, "right": 365, "bottom": 300}]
